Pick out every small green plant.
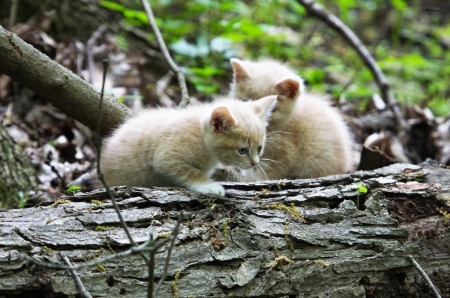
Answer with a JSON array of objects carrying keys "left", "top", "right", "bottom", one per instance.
[
  {"left": 67, "top": 185, "right": 81, "bottom": 195},
  {"left": 354, "top": 184, "right": 368, "bottom": 209},
  {"left": 13, "top": 191, "right": 28, "bottom": 208}
]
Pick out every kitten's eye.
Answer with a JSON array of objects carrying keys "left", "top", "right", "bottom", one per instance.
[
  {"left": 238, "top": 147, "right": 248, "bottom": 155},
  {"left": 257, "top": 145, "right": 262, "bottom": 153}
]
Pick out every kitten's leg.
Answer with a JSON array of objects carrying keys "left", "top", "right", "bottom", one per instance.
[
  {"left": 188, "top": 182, "right": 225, "bottom": 197},
  {"left": 157, "top": 162, "right": 226, "bottom": 197},
  {"left": 210, "top": 167, "right": 243, "bottom": 182}
]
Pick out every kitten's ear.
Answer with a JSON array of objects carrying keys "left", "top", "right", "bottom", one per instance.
[
  {"left": 252, "top": 95, "right": 278, "bottom": 121},
  {"left": 275, "top": 78, "right": 300, "bottom": 100},
  {"left": 211, "top": 107, "right": 236, "bottom": 133},
  {"left": 230, "top": 58, "right": 249, "bottom": 82}
]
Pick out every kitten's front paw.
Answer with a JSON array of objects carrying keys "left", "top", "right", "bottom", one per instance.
[{"left": 188, "top": 182, "right": 225, "bottom": 197}]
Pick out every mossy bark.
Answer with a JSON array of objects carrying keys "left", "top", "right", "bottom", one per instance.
[
  {"left": 0, "top": 162, "right": 449, "bottom": 297},
  {"left": 0, "top": 125, "right": 38, "bottom": 208}
]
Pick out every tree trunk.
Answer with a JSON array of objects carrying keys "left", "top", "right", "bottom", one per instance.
[
  {"left": 0, "top": 25, "right": 133, "bottom": 137},
  {"left": 0, "top": 161, "right": 449, "bottom": 297},
  {"left": 0, "top": 125, "right": 38, "bottom": 209}
]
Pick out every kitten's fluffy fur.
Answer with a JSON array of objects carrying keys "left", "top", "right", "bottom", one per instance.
[
  {"left": 100, "top": 95, "right": 277, "bottom": 196},
  {"left": 230, "top": 58, "right": 354, "bottom": 179}
]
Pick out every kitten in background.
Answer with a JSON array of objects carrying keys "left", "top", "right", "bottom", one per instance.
[
  {"left": 229, "top": 58, "right": 355, "bottom": 180},
  {"left": 99, "top": 95, "right": 277, "bottom": 197}
]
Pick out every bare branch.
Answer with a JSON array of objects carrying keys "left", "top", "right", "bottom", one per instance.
[
  {"left": 59, "top": 253, "right": 93, "bottom": 298},
  {"left": 87, "top": 25, "right": 107, "bottom": 85},
  {"left": 0, "top": 25, "right": 133, "bottom": 136},
  {"left": 408, "top": 255, "right": 442, "bottom": 298},
  {"left": 296, "top": 0, "right": 407, "bottom": 128},
  {"left": 153, "top": 211, "right": 184, "bottom": 296},
  {"left": 95, "top": 59, "right": 149, "bottom": 264},
  {"left": 8, "top": 0, "right": 19, "bottom": 30},
  {"left": 147, "top": 235, "right": 156, "bottom": 298},
  {"left": 139, "top": 0, "right": 190, "bottom": 108},
  {"left": 20, "top": 236, "right": 173, "bottom": 271}
]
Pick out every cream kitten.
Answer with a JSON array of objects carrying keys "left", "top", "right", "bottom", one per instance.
[
  {"left": 229, "top": 58, "right": 354, "bottom": 179},
  {"left": 100, "top": 95, "right": 277, "bottom": 196}
]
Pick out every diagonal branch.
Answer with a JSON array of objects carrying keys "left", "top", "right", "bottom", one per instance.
[
  {"left": 96, "top": 60, "right": 149, "bottom": 264},
  {"left": 296, "top": 0, "right": 407, "bottom": 128},
  {"left": 0, "top": 25, "right": 133, "bottom": 136},
  {"left": 140, "top": 0, "right": 190, "bottom": 108},
  {"left": 59, "top": 253, "right": 93, "bottom": 298},
  {"left": 408, "top": 255, "right": 442, "bottom": 298}
]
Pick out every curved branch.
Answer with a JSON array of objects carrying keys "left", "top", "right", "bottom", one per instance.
[
  {"left": 0, "top": 25, "right": 133, "bottom": 136},
  {"left": 140, "top": 0, "right": 190, "bottom": 108},
  {"left": 296, "top": 0, "right": 407, "bottom": 128},
  {"left": 408, "top": 255, "right": 442, "bottom": 298}
]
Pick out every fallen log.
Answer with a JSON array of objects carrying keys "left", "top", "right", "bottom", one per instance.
[{"left": 0, "top": 161, "right": 449, "bottom": 297}]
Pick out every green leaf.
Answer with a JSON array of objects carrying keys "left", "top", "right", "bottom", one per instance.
[
  {"left": 100, "top": 1, "right": 126, "bottom": 12},
  {"left": 305, "top": 69, "right": 324, "bottom": 85},
  {"left": 123, "top": 10, "right": 148, "bottom": 24},
  {"left": 170, "top": 39, "right": 201, "bottom": 57},
  {"left": 391, "top": 0, "right": 407, "bottom": 10},
  {"left": 210, "top": 37, "right": 232, "bottom": 52},
  {"left": 187, "top": 67, "right": 225, "bottom": 77},
  {"left": 357, "top": 185, "right": 368, "bottom": 193},
  {"left": 67, "top": 185, "right": 82, "bottom": 194}
]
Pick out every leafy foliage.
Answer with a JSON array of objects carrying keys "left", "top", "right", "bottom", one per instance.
[
  {"left": 102, "top": 0, "right": 449, "bottom": 115},
  {"left": 67, "top": 185, "right": 82, "bottom": 194}
]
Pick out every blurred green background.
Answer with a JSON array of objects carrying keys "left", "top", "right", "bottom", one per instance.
[{"left": 102, "top": 0, "right": 449, "bottom": 116}]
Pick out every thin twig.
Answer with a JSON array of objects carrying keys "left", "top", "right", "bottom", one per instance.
[
  {"left": 147, "top": 235, "right": 156, "bottom": 298},
  {"left": 153, "top": 211, "right": 184, "bottom": 296},
  {"left": 4, "top": 0, "right": 19, "bottom": 127},
  {"left": 95, "top": 59, "right": 148, "bottom": 264},
  {"left": 20, "top": 236, "right": 173, "bottom": 271},
  {"left": 408, "top": 255, "right": 442, "bottom": 298},
  {"left": 139, "top": 0, "right": 190, "bottom": 108},
  {"left": 87, "top": 25, "right": 106, "bottom": 85},
  {"left": 296, "top": 0, "right": 407, "bottom": 128},
  {"left": 59, "top": 253, "right": 93, "bottom": 298},
  {"left": 8, "top": 0, "right": 19, "bottom": 30}
]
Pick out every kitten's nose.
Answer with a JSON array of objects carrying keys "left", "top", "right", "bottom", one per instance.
[{"left": 251, "top": 157, "right": 259, "bottom": 167}]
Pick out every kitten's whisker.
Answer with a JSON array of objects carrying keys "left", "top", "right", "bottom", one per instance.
[
  {"left": 266, "top": 135, "right": 285, "bottom": 141},
  {"left": 267, "top": 130, "right": 296, "bottom": 136},
  {"left": 259, "top": 161, "right": 282, "bottom": 180},
  {"left": 255, "top": 164, "right": 269, "bottom": 181},
  {"left": 261, "top": 158, "right": 287, "bottom": 170},
  {"left": 259, "top": 163, "right": 276, "bottom": 180},
  {"left": 264, "top": 139, "right": 282, "bottom": 151},
  {"left": 264, "top": 142, "right": 276, "bottom": 154}
]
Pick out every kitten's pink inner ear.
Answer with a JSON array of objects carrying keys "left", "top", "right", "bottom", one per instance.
[
  {"left": 211, "top": 107, "right": 235, "bottom": 132},
  {"left": 230, "top": 59, "right": 248, "bottom": 81},
  {"left": 275, "top": 79, "right": 300, "bottom": 100}
]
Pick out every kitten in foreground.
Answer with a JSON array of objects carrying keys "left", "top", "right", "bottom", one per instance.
[
  {"left": 100, "top": 95, "right": 277, "bottom": 197},
  {"left": 230, "top": 58, "right": 355, "bottom": 180}
]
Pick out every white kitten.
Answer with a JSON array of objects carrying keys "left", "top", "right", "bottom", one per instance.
[
  {"left": 230, "top": 58, "right": 355, "bottom": 179},
  {"left": 100, "top": 95, "right": 277, "bottom": 196}
]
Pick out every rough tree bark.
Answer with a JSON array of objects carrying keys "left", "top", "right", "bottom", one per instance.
[
  {"left": 0, "top": 161, "right": 449, "bottom": 297},
  {"left": 0, "top": 125, "right": 39, "bottom": 209},
  {"left": 0, "top": 25, "right": 132, "bottom": 137}
]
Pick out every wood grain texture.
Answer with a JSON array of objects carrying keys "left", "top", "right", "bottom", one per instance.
[{"left": 0, "top": 162, "right": 449, "bottom": 297}]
